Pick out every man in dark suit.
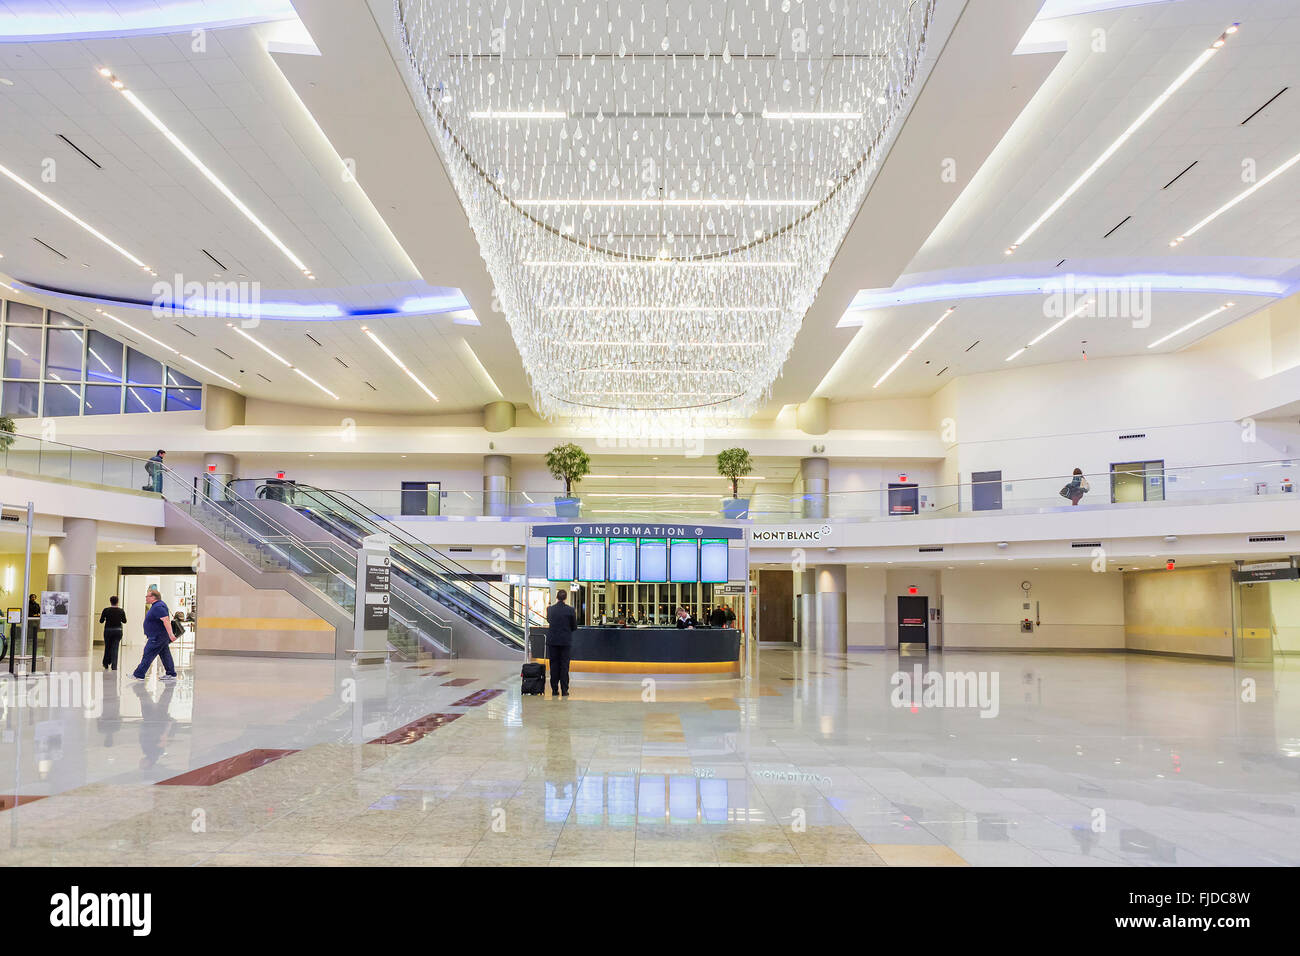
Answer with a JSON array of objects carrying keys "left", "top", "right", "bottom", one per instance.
[{"left": 545, "top": 589, "right": 576, "bottom": 698}]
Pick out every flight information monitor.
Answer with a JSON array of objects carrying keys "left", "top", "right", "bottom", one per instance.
[
  {"left": 638, "top": 538, "right": 667, "bottom": 582},
  {"left": 699, "top": 538, "right": 729, "bottom": 583},
  {"left": 608, "top": 537, "right": 637, "bottom": 582},
  {"left": 669, "top": 538, "right": 698, "bottom": 582},
  {"left": 577, "top": 537, "right": 607, "bottom": 582},
  {"left": 546, "top": 537, "right": 575, "bottom": 582}
]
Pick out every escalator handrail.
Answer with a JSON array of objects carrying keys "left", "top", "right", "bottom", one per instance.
[{"left": 280, "top": 482, "right": 542, "bottom": 629}]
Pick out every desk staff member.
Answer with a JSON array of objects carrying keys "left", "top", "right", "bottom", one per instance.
[
  {"left": 546, "top": 589, "right": 575, "bottom": 698},
  {"left": 675, "top": 606, "right": 696, "bottom": 629}
]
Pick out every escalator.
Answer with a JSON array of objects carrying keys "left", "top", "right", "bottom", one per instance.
[
  {"left": 154, "top": 467, "right": 455, "bottom": 660},
  {"left": 226, "top": 478, "right": 533, "bottom": 658}
]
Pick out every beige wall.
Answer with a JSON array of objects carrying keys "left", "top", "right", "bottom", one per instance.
[
  {"left": 941, "top": 569, "right": 1124, "bottom": 650},
  {"left": 846, "top": 566, "right": 887, "bottom": 647},
  {"left": 1250, "top": 578, "right": 1300, "bottom": 654},
  {"left": 1124, "top": 565, "right": 1233, "bottom": 659},
  {"left": 197, "top": 551, "right": 334, "bottom": 656}
]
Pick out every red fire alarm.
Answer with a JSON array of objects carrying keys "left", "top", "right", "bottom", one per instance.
[
  {"left": 207, "top": 464, "right": 216, "bottom": 472},
  {"left": 1166, "top": 560, "right": 1176, "bottom": 571},
  {"left": 908, "top": 586, "right": 918, "bottom": 595},
  {"left": 276, "top": 471, "right": 285, "bottom": 479}
]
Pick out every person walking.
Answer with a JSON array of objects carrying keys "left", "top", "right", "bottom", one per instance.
[
  {"left": 709, "top": 604, "right": 728, "bottom": 627},
  {"left": 130, "top": 588, "right": 177, "bottom": 681},
  {"left": 98, "top": 595, "right": 127, "bottom": 670},
  {"left": 545, "top": 589, "right": 576, "bottom": 698},
  {"left": 1065, "top": 467, "right": 1090, "bottom": 507},
  {"left": 145, "top": 449, "right": 166, "bottom": 493},
  {"left": 26, "top": 592, "right": 40, "bottom": 652}
]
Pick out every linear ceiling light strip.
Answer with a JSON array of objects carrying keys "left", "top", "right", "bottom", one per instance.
[
  {"left": 1147, "top": 302, "right": 1234, "bottom": 348},
  {"left": 361, "top": 326, "right": 439, "bottom": 402},
  {"left": 227, "top": 323, "right": 337, "bottom": 399},
  {"left": 1170, "top": 149, "right": 1300, "bottom": 246},
  {"left": 872, "top": 306, "right": 955, "bottom": 388},
  {"left": 99, "top": 68, "right": 314, "bottom": 278},
  {"left": 1005, "top": 23, "right": 1239, "bottom": 256},
  {"left": 0, "top": 163, "right": 152, "bottom": 272},
  {"left": 1005, "top": 299, "right": 1093, "bottom": 362}
]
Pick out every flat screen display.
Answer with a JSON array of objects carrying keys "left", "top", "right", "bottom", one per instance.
[
  {"left": 638, "top": 538, "right": 667, "bottom": 582},
  {"left": 669, "top": 538, "right": 698, "bottom": 582},
  {"left": 608, "top": 537, "right": 637, "bottom": 582},
  {"left": 577, "top": 537, "right": 606, "bottom": 582},
  {"left": 699, "top": 538, "right": 729, "bottom": 583},
  {"left": 546, "top": 537, "right": 575, "bottom": 582}
]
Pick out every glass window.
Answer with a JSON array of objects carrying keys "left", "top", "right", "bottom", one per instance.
[
  {"left": 125, "top": 385, "right": 162, "bottom": 413},
  {"left": 126, "top": 348, "right": 163, "bottom": 385},
  {"left": 86, "top": 331, "right": 124, "bottom": 383},
  {"left": 48, "top": 311, "right": 82, "bottom": 328},
  {"left": 84, "top": 384, "right": 122, "bottom": 415},
  {"left": 4, "top": 327, "right": 42, "bottom": 379},
  {"left": 164, "top": 367, "right": 199, "bottom": 388},
  {"left": 4, "top": 301, "right": 43, "bottom": 325},
  {"left": 42, "top": 382, "right": 82, "bottom": 417},
  {"left": 1, "top": 381, "right": 39, "bottom": 417},
  {"left": 45, "top": 328, "right": 84, "bottom": 380},
  {"left": 165, "top": 388, "right": 201, "bottom": 412}
]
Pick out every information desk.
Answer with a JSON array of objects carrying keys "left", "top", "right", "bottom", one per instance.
[{"left": 531, "top": 626, "right": 741, "bottom": 678}]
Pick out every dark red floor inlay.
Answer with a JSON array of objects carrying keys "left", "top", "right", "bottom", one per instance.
[
  {"left": 0, "top": 795, "right": 47, "bottom": 811},
  {"left": 452, "top": 688, "right": 504, "bottom": 707},
  {"left": 441, "top": 678, "right": 476, "bottom": 686},
  {"left": 367, "top": 712, "right": 462, "bottom": 745},
  {"left": 155, "top": 748, "right": 299, "bottom": 786},
  {"left": 421, "top": 670, "right": 452, "bottom": 677}
]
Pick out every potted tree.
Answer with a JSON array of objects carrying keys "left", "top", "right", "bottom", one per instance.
[
  {"left": 546, "top": 442, "right": 590, "bottom": 518},
  {"left": 717, "top": 447, "right": 753, "bottom": 519},
  {"left": 0, "top": 416, "right": 15, "bottom": 452}
]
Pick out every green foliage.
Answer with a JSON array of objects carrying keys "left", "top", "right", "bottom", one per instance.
[
  {"left": 545, "top": 442, "right": 591, "bottom": 495},
  {"left": 716, "top": 447, "right": 753, "bottom": 498},
  {"left": 0, "top": 415, "right": 14, "bottom": 451}
]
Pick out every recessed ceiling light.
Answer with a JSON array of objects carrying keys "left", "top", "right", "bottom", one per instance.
[
  {"left": 873, "top": 306, "right": 955, "bottom": 388},
  {"left": 361, "top": 326, "right": 439, "bottom": 403},
  {"left": 0, "top": 163, "right": 150, "bottom": 270},
  {"left": 1007, "top": 23, "right": 1239, "bottom": 254},
  {"left": 101, "top": 67, "right": 313, "bottom": 277},
  {"left": 1147, "top": 303, "right": 1235, "bottom": 348},
  {"left": 1170, "top": 149, "right": 1300, "bottom": 247},
  {"left": 1006, "top": 299, "right": 1092, "bottom": 362}
]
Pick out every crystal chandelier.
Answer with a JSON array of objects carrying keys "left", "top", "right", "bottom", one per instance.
[{"left": 395, "top": 0, "right": 936, "bottom": 428}]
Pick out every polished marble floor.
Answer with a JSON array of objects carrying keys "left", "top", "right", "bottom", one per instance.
[{"left": 0, "top": 646, "right": 1297, "bottom": 866}]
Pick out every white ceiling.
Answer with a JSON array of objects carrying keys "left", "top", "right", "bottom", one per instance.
[
  {"left": 0, "top": 0, "right": 1296, "bottom": 419},
  {"left": 826, "top": 0, "right": 1300, "bottom": 399}
]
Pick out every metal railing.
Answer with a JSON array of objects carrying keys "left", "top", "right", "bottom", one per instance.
[{"left": 308, "top": 459, "right": 1299, "bottom": 522}]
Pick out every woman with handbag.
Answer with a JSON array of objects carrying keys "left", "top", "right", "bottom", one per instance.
[{"left": 1062, "top": 468, "right": 1090, "bottom": 506}]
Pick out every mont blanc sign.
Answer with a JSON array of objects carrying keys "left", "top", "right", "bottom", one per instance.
[{"left": 750, "top": 525, "right": 833, "bottom": 543}]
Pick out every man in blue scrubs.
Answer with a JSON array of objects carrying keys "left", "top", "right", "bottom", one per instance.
[{"left": 131, "top": 588, "right": 177, "bottom": 681}]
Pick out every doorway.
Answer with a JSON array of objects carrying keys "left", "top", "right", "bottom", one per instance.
[
  {"left": 897, "top": 595, "right": 929, "bottom": 646},
  {"left": 400, "top": 481, "right": 442, "bottom": 516},
  {"left": 757, "top": 569, "right": 794, "bottom": 642},
  {"left": 971, "top": 470, "right": 1003, "bottom": 511},
  {"left": 116, "top": 566, "right": 197, "bottom": 668},
  {"left": 1110, "top": 461, "right": 1164, "bottom": 503}
]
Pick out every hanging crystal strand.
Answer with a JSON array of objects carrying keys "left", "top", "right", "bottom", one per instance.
[{"left": 394, "top": 0, "right": 935, "bottom": 427}]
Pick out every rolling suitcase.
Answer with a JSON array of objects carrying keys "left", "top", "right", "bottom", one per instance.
[{"left": 521, "top": 661, "right": 546, "bottom": 695}]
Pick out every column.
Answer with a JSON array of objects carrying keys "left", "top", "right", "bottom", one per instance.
[
  {"left": 47, "top": 517, "right": 97, "bottom": 670},
  {"left": 203, "top": 452, "right": 238, "bottom": 500},
  {"left": 796, "top": 396, "right": 829, "bottom": 435},
  {"left": 483, "top": 401, "right": 516, "bottom": 433},
  {"left": 204, "top": 384, "right": 246, "bottom": 430},
  {"left": 800, "top": 456, "right": 829, "bottom": 519},
  {"left": 814, "top": 564, "right": 847, "bottom": 652},
  {"left": 483, "top": 454, "right": 512, "bottom": 516},
  {"left": 797, "top": 567, "right": 818, "bottom": 647}
]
